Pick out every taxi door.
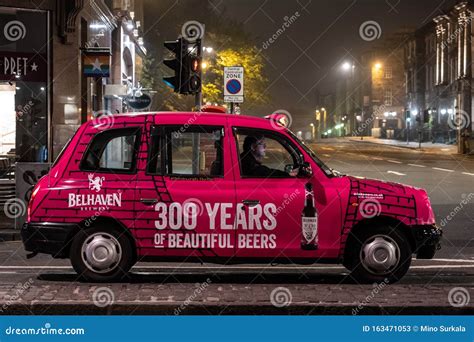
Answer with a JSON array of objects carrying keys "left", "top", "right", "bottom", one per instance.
[
  {"left": 230, "top": 127, "right": 311, "bottom": 258},
  {"left": 135, "top": 115, "right": 237, "bottom": 258}
]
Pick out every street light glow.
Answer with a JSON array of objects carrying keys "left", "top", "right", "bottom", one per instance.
[
  {"left": 341, "top": 62, "right": 352, "bottom": 71},
  {"left": 374, "top": 62, "right": 382, "bottom": 70}
]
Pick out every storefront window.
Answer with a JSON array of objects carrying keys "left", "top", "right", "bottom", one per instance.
[{"left": 0, "top": 8, "right": 49, "bottom": 163}]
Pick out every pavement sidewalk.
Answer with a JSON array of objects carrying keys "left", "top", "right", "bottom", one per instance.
[
  {"left": 0, "top": 265, "right": 472, "bottom": 315},
  {"left": 346, "top": 136, "right": 458, "bottom": 153}
]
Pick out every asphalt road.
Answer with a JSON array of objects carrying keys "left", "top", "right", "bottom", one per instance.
[
  {"left": 0, "top": 138, "right": 472, "bottom": 314},
  {"left": 311, "top": 138, "right": 474, "bottom": 260}
]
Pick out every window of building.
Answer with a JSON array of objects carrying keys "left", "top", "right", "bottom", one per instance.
[
  {"left": 384, "top": 88, "right": 393, "bottom": 106},
  {"left": 81, "top": 127, "right": 140, "bottom": 173},
  {"left": 0, "top": 9, "right": 49, "bottom": 164},
  {"left": 384, "top": 66, "right": 393, "bottom": 79}
]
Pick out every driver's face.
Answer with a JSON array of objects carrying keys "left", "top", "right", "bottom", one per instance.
[{"left": 252, "top": 139, "right": 266, "bottom": 160}]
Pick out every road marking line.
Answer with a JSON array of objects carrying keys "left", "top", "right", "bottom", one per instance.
[
  {"left": 387, "top": 160, "right": 403, "bottom": 164},
  {"left": 387, "top": 170, "right": 406, "bottom": 176},
  {"left": 408, "top": 164, "right": 426, "bottom": 168},
  {"left": 410, "top": 265, "right": 474, "bottom": 269},
  {"left": 431, "top": 258, "right": 474, "bottom": 263},
  {"left": 322, "top": 154, "right": 331, "bottom": 157},
  {"left": 433, "top": 167, "right": 454, "bottom": 172},
  {"left": 372, "top": 157, "right": 384, "bottom": 161},
  {"left": 462, "top": 172, "right": 474, "bottom": 176},
  {"left": 321, "top": 147, "right": 335, "bottom": 151}
]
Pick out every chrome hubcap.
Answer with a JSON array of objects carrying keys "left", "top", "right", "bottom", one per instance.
[
  {"left": 360, "top": 235, "right": 400, "bottom": 274},
  {"left": 81, "top": 233, "right": 122, "bottom": 273}
]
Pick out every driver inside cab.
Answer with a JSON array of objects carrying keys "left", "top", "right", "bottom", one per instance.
[{"left": 240, "top": 135, "right": 298, "bottom": 177}]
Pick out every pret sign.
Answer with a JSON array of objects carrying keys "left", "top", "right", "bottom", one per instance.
[{"left": 224, "top": 66, "right": 244, "bottom": 103}]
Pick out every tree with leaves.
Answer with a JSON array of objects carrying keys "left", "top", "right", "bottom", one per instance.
[{"left": 141, "top": 1, "right": 269, "bottom": 112}]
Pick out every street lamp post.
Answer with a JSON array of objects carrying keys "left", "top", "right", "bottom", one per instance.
[{"left": 315, "top": 110, "right": 321, "bottom": 142}]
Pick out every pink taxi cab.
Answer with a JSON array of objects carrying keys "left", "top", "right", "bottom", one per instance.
[{"left": 21, "top": 111, "right": 442, "bottom": 283}]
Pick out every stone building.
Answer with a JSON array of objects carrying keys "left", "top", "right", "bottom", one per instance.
[
  {"left": 405, "top": 0, "right": 474, "bottom": 153},
  {"left": 335, "top": 31, "right": 409, "bottom": 138}
]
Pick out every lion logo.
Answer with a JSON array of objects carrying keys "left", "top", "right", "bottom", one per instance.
[{"left": 88, "top": 174, "right": 105, "bottom": 192}]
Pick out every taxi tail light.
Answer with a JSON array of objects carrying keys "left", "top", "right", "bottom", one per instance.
[{"left": 27, "top": 184, "right": 40, "bottom": 223}]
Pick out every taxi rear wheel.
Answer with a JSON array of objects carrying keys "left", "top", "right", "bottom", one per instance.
[
  {"left": 344, "top": 225, "right": 412, "bottom": 284},
  {"left": 70, "top": 226, "right": 134, "bottom": 282}
]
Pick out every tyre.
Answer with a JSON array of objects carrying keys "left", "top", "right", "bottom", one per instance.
[
  {"left": 344, "top": 224, "right": 412, "bottom": 284},
  {"left": 70, "top": 226, "right": 135, "bottom": 282}
]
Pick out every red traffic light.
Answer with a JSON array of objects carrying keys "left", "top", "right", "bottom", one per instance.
[{"left": 191, "top": 58, "right": 200, "bottom": 72}]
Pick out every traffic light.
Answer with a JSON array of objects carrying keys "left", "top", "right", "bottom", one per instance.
[
  {"left": 181, "top": 39, "right": 202, "bottom": 95},
  {"left": 163, "top": 38, "right": 202, "bottom": 95},
  {"left": 163, "top": 38, "right": 185, "bottom": 93}
]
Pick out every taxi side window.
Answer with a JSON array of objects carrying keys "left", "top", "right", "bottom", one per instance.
[
  {"left": 80, "top": 127, "right": 140, "bottom": 173},
  {"left": 161, "top": 126, "right": 224, "bottom": 177},
  {"left": 234, "top": 128, "right": 300, "bottom": 178}
]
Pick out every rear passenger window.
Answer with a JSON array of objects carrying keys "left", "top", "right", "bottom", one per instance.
[
  {"left": 164, "top": 126, "right": 224, "bottom": 177},
  {"left": 80, "top": 127, "right": 140, "bottom": 173}
]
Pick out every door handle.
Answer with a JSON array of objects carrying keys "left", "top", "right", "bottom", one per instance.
[
  {"left": 242, "top": 199, "right": 260, "bottom": 207},
  {"left": 140, "top": 198, "right": 158, "bottom": 205}
]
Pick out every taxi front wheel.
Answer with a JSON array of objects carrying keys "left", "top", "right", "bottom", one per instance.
[
  {"left": 70, "top": 226, "right": 134, "bottom": 282},
  {"left": 344, "top": 225, "right": 412, "bottom": 284}
]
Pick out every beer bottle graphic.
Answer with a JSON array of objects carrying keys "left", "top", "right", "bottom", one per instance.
[{"left": 301, "top": 182, "right": 318, "bottom": 250}]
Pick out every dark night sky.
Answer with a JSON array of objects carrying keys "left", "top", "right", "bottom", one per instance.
[{"left": 144, "top": 0, "right": 458, "bottom": 115}]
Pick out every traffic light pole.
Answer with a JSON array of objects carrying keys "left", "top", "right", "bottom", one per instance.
[{"left": 194, "top": 38, "right": 202, "bottom": 110}]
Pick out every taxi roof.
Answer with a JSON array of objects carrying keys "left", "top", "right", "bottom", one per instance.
[{"left": 109, "top": 111, "right": 277, "bottom": 125}]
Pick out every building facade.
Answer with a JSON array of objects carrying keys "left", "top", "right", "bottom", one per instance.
[
  {"left": 335, "top": 31, "right": 409, "bottom": 139},
  {"left": 405, "top": 0, "right": 474, "bottom": 153},
  {"left": 0, "top": 0, "right": 146, "bottom": 167}
]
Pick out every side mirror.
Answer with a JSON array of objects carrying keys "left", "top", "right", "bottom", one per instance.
[
  {"left": 284, "top": 164, "right": 294, "bottom": 174},
  {"left": 298, "top": 161, "right": 313, "bottom": 178}
]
